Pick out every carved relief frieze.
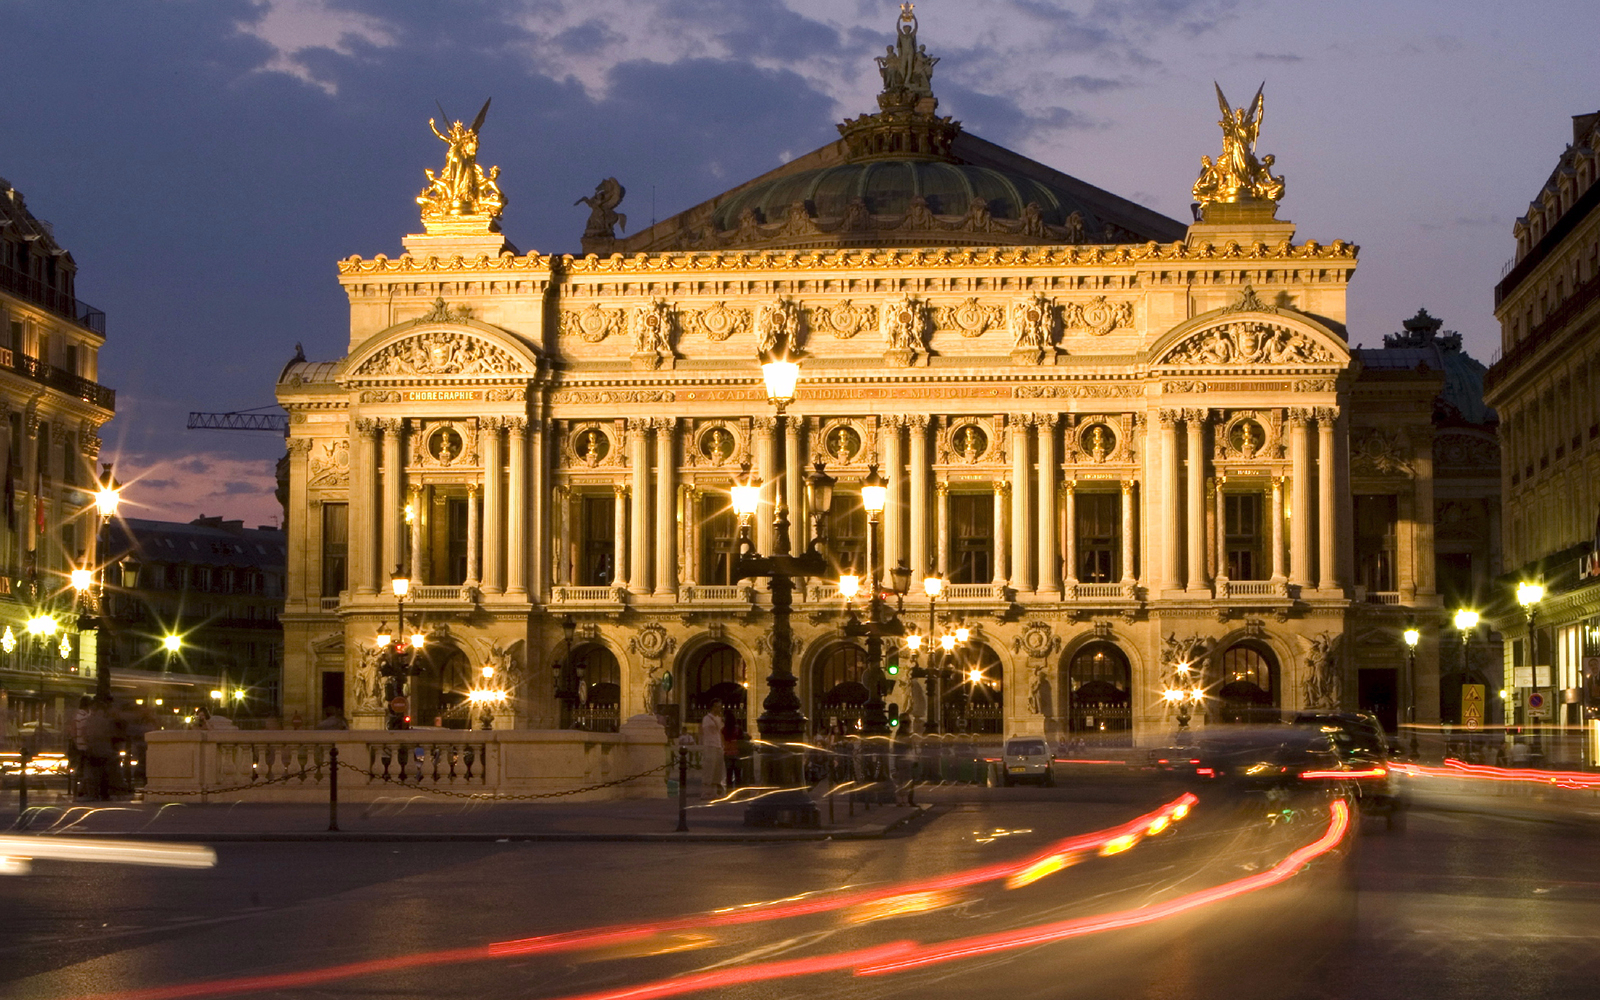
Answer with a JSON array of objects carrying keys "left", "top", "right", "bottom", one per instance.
[
  {"left": 756, "top": 298, "right": 802, "bottom": 357},
  {"left": 1434, "top": 430, "right": 1500, "bottom": 471},
  {"left": 807, "top": 299, "right": 877, "bottom": 340},
  {"left": 561, "top": 302, "right": 626, "bottom": 344},
  {"left": 683, "top": 301, "right": 750, "bottom": 342},
  {"left": 1350, "top": 427, "right": 1415, "bottom": 477},
  {"left": 935, "top": 297, "right": 1004, "bottom": 338},
  {"left": 1062, "top": 296, "right": 1134, "bottom": 337},
  {"left": 308, "top": 439, "right": 350, "bottom": 487},
  {"left": 1014, "top": 383, "right": 1140, "bottom": 399},
  {"left": 550, "top": 389, "right": 677, "bottom": 405},
  {"left": 1159, "top": 321, "right": 1334, "bottom": 367},
  {"left": 881, "top": 294, "right": 929, "bottom": 367},
  {"left": 630, "top": 298, "right": 676, "bottom": 368},
  {"left": 358, "top": 332, "right": 522, "bottom": 376},
  {"left": 1009, "top": 293, "right": 1056, "bottom": 362}
]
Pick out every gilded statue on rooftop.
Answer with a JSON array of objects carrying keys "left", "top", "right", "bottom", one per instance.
[
  {"left": 417, "top": 98, "right": 505, "bottom": 222},
  {"left": 1192, "top": 84, "right": 1285, "bottom": 206},
  {"left": 876, "top": 3, "right": 937, "bottom": 100}
]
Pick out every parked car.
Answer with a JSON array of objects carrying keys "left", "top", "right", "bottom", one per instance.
[{"left": 1001, "top": 737, "right": 1054, "bottom": 786}]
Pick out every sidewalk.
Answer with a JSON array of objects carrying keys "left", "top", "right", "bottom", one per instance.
[{"left": 2, "top": 786, "right": 932, "bottom": 842}]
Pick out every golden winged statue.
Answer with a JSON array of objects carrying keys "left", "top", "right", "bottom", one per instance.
[
  {"left": 417, "top": 98, "right": 505, "bottom": 221},
  {"left": 1192, "top": 83, "right": 1285, "bottom": 206}
]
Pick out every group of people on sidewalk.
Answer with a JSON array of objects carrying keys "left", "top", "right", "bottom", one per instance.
[
  {"left": 692, "top": 700, "right": 749, "bottom": 798},
  {"left": 62, "top": 694, "right": 150, "bottom": 801}
]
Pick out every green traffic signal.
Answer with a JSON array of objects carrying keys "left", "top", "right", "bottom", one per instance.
[{"left": 887, "top": 663, "right": 899, "bottom": 675}]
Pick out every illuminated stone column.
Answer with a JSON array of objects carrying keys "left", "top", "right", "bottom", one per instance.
[
  {"left": 992, "top": 481, "right": 1009, "bottom": 586},
  {"left": 284, "top": 438, "right": 311, "bottom": 608},
  {"left": 1288, "top": 409, "right": 1312, "bottom": 590},
  {"left": 936, "top": 480, "right": 950, "bottom": 577},
  {"left": 1009, "top": 415, "right": 1031, "bottom": 592},
  {"left": 505, "top": 418, "right": 527, "bottom": 597},
  {"left": 1035, "top": 413, "right": 1058, "bottom": 597},
  {"left": 1270, "top": 475, "right": 1286, "bottom": 584},
  {"left": 352, "top": 418, "right": 378, "bottom": 595},
  {"left": 612, "top": 482, "right": 628, "bottom": 587},
  {"left": 408, "top": 485, "right": 423, "bottom": 585},
  {"left": 465, "top": 481, "right": 480, "bottom": 589},
  {"left": 1120, "top": 480, "right": 1136, "bottom": 586},
  {"left": 528, "top": 418, "right": 546, "bottom": 599},
  {"left": 882, "top": 416, "right": 904, "bottom": 574},
  {"left": 1158, "top": 410, "right": 1181, "bottom": 593},
  {"left": 1184, "top": 409, "right": 1206, "bottom": 594},
  {"left": 654, "top": 418, "right": 677, "bottom": 597},
  {"left": 380, "top": 419, "right": 403, "bottom": 584},
  {"left": 482, "top": 419, "right": 504, "bottom": 595},
  {"left": 1316, "top": 407, "right": 1340, "bottom": 593},
  {"left": 1063, "top": 481, "right": 1078, "bottom": 590},
  {"left": 786, "top": 418, "right": 804, "bottom": 555},
  {"left": 908, "top": 415, "right": 929, "bottom": 578},
  {"left": 629, "top": 419, "right": 650, "bottom": 593},
  {"left": 553, "top": 484, "right": 571, "bottom": 586},
  {"left": 755, "top": 415, "right": 776, "bottom": 559}
]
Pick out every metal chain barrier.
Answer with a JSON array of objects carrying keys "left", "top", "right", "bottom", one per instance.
[
  {"left": 144, "top": 766, "right": 326, "bottom": 797},
  {"left": 332, "top": 759, "right": 669, "bottom": 801}
]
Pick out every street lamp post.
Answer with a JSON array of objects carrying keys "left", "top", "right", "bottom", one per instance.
[
  {"left": 72, "top": 474, "right": 122, "bottom": 702},
  {"left": 1453, "top": 608, "right": 1479, "bottom": 756},
  {"left": 551, "top": 614, "right": 587, "bottom": 728},
  {"left": 381, "top": 567, "right": 427, "bottom": 729},
  {"left": 1403, "top": 623, "right": 1420, "bottom": 756},
  {"left": 841, "top": 465, "right": 910, "bottom": 739},
  {"left": 733, "top": 345, "right": 830, "bottom": 827},
  {"left": 1516, "top": 581, "right": 1545, "bottom": 757}
]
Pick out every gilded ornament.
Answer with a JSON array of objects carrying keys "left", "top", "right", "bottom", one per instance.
[
  {"left": 938, "top": 297, "right": 1003, "bottom": 337},
  {"left": 809, "top": 300, "right": 876, "bottom": 340},
  {"left": 416, "top": 99, "right": 505, "bottom": 223},
  {"left": 562, "top": 303, "right": 625, "bottom": 344},
  {"left": 756, "top": 298, "right": 802, "bottom": 357},
  {"left": 631, "top": 299, "right": 675, "bottom": 359},
  {"left": 1009, "top": 293, "right": 1055, "bottom": 351},
  {"left": 688, "top": 301, "right": 750, "bottom": 342},
  {"left": 1191, "top": 84, "right": 1286, "bottom": 207}
]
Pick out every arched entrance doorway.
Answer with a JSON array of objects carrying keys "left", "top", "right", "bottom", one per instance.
[
  {"left": 1217, "top": 643, "right": 1279, "bottom": 724},
  {"left": 409, "top": 643, "right": 471, "bottom": 728},
  {"left": 684, "top": 643, "right": 747, "bottom": 732},
  {"left": 939, "top": 643, "right": 1003, "bottom": 735},
  {"left": 1065, "top": 642, "right": 1132, "bottom": 740},
  {"left": 570, "top": 644, "right": 621, "bottom": 732},
  {"left": 811, "top": 643, "right": 868, "bottom": 736}
]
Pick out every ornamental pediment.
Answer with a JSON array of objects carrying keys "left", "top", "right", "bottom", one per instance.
[
  {"left": 1155, "top": 319, "right": 1336, "bottom": 367},
  {"left": 354, "top": 330, "right": 526, "bottom": 377}
]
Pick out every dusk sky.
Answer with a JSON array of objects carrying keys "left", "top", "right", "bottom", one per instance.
[{"left": 3, "top": 0, "right": 1596, "bottom": 528}]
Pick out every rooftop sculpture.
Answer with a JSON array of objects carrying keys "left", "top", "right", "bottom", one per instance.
[
  {"left": 417, "top": 98, "right": 505, "bottom": 224},
  {"left": 1192, "top": 84, "right": 1286, "bottom": 208}
]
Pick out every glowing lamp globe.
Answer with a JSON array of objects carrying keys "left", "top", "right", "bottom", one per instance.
[{"left": 837, "top": 574, "right": 861, "bottom": 600}]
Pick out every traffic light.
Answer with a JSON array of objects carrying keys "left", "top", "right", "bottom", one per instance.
[
  {"left": 887, "top": 702, "right": 900, "bottom": 729},
  {"left": 887, "top": 662, "right": 900, "bottom": 677}
]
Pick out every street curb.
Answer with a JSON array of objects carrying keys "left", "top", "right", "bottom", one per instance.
[
  {"left": 1409, "top": 798, "right": 1600, "bottom": 831},
  {"left": 12, "top": 806, "right": 936, "bottom": 844}
]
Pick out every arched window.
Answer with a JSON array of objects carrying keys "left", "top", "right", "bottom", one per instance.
[
  {"left": 685, "top": 643, "right": 746, "bottom": 724},
  {"left": 1066, "top": 642, "right": 1131, "bottom": 734},
  {"left": 812, "top": 644, "right": 867, "bottom": 735},
  {"left": 573, "top": 645, "right": 621, "bottom": 732},
  {"left": 1217, "top": 643, "right": 1278, "bottom": 723}
]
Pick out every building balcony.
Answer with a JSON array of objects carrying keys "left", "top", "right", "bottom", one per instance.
[
  {"left": 679, "top": 584, "right": 755, "bottom": 605},
  {"left": 0, "top": 261, "right": 105, "bottom": 334},
  {"left": 549, "top": 585, "right": 626, "bottom": 605},
  {"left": 0, "top": 349, "right": 115, "bottom": 411}
]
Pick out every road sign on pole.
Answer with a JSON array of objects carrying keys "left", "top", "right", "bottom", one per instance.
[
  {"left": 1528, "top": 690, "right": 1549, "bottom": 719},
  {"left": 1462, "top": 684, "right": 1485, "bottom": 731}
]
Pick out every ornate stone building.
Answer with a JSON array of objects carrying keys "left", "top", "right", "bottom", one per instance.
[
  {"left": 276, "top": 11, "right": 1448, "bottom": 741},
  {"left": 0, "top": 176, "right": 116, "bottom": 736},
  {"left": 1485, "top": 109, "right": 1600, "bottom": 730}
]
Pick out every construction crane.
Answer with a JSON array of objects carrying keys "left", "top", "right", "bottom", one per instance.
[{"left": 186, "top": 405, "right": 289, "bottom": 436}]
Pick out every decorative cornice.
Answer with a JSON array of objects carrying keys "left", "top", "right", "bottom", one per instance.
[{"left": 336, "top": 240, "right": 1358, "bottom": 277}]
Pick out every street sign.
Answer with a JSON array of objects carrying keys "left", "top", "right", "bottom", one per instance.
[
  {"left": 389, "top": 696, "right": 408, "bottom": 715},
  {"left": 1462, "top": 684, "right": 1484, "bottom": 731},
  {"left": 1535, "top": 665, "right": 1552, "bottom": 687},
  {"left": 1514, "top": 666, "right": 1533, "bottom": 687},
  {"left": 1528, "top": 691, "right": 1549, "bottom": 719}
]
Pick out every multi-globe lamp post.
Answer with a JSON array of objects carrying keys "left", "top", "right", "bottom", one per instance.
[
  {"left": 69, "top": 479, "right": 122, "bottom": 700},
  {"left": 1516, "top": 581, "right": 1545, "bottom": 748},
  {"left": 376, "top": 567, "right": 427, "bottom": 729},
  {"left": 1163, "top": 660, "right": 1203, "bottom": 731},
  {"left": 730, "top": 343, "right": 832, "bottom": 826}
]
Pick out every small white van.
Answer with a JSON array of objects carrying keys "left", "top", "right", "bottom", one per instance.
[{"left": 1002, "top": 737, "right": 1054, "bottom": 786}]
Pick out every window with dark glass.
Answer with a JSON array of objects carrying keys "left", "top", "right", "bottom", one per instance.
[
  {"left": 699, "top": 492, "right": 738, "bottom": 585},
  {"left": 1438, "top": 552, "right": 1474, "bottom": 610},
  {"left": 1076, "top": 491, "right": 1120, "bottom": 583},
  {"left": 828, "top": 493, "right": 867, "bottom": 576},
  {"left": 446, "top": 497, "right": 471, "bottom": 585},
  {"left": 579, "top": 494, "right": 615, "bottom": 586},
  {"left": 1224, "top": 492, "right": 1264, "bottom": 580},
  {"left": 947, "top": 492, "right": 992, "bottom": 584},
  {"left": 1354, "top": 494, "right": 1397, "bottom": 593},
  {"left": 320, "top": 502, "right": 347, "bottom": 596}
]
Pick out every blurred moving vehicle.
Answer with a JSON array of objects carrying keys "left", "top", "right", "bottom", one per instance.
[
  {"left": 1289, "top": 711, "right": 1409, "bottom": 831},
  {"left": 1151, "top": 727, "right": 1345, "bottom": 794},
  {"left": 1001, "top": 737, "right": 1054, "bottom": 786}
]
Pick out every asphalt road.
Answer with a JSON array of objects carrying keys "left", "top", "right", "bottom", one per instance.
[{"left": 3, "top": 782, "right": 1598, "bottom": 1000}]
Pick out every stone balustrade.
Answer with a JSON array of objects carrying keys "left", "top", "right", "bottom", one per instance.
[{"left": 144, "top": 718, "right": 670, "bottom": 803}]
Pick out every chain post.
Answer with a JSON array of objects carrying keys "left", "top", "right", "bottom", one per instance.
[
  {"left": 675, "top": 744, "right": 689, "bottom": 832},
  {"left": 327, "top": 744, "right": 340, "bottom": 832}
]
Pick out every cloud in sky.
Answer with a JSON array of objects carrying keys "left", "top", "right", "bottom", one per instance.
[
  {"left": 4, "top": 0, "right": 1598, "bottom": 524},
  {"left": 113, "top": 450, "right": 283, "bottom": 528}
]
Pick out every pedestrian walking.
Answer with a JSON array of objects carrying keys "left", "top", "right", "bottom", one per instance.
[
  {"left": 700, "top": 700, "right": 725, "bottom": 798},
  {"left": 81, "top": 695, "right": 116, "bottom": 801},
  {"left": 723, "top": 715, "right": 743, "bottom": 789}
]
